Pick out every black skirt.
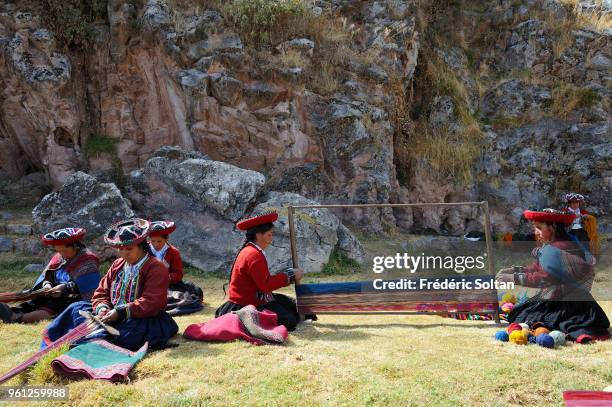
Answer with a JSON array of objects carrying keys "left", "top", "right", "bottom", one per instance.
[
  {"left": 215, "top": 293, "right": 300, "bottom": 331},
  {"left": 508, "top": 291, "right": 610, "bottom": 341}
]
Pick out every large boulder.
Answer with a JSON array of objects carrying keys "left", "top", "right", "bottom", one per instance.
[
  {"left": 126, "top": 149, "right": 264, "bottom": 273},
  {"left": 142, "top": 153, "right": 265, "bottom": 221},
  {"left": 32, "top": 172, "right": 134, "bottom": 254}
]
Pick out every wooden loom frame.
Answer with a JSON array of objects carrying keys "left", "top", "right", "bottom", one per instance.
[{"left": 287, "top": 201, "right": 501, "bottom": 324}]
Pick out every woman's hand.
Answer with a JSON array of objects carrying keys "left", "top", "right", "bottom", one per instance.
[
  {"left": 293, "top": 268, "right": 304, "bottom": 283},
  {"left": 497, "top": 267, "right": 514, "bottom": 275},
  {"left": 101, "top": 309, "right": 119, "bottom": 323},
  {"left": 45, "top": 284, "right": 66, "bottom": 298},
  {"left": 495, "top": 272, "right": 514, "bottom": 283}
]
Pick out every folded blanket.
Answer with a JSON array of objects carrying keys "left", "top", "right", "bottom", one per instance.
[
  {"left": 563, "top": 390, "right": 612, "bottom": 407},
  {"left": 183, "top": 305, "right": 288, "bottom": 345},
  {"left": 166, "top": 281, "right": 204, "bottom": 316},
  {"left": 51, "top": 339, "right": 147, "bottom": 382}
]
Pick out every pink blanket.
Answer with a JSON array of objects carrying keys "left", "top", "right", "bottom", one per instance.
[{"left": 183, "top": 305, "right": 288, "bottom": 345}]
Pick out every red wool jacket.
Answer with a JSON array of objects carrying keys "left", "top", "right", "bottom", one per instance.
[
  {"left": 228, "top": 243, "right": 289, "bottom": 306},
  {"left": 92, "top": 256, "right": 169, "bottom": 319},
  {"left": 163, "top": 245, "right": 184, "bottom": 285}
]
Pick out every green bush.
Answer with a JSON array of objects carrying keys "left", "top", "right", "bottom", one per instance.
[
  {"left": 320, "top": 248, "right": 361, "bottom": 275},
  {"left": 33, "top": 0, "right": 108, "bottom": 50},
  {"left": 223, "top": 0, "right": 308, "bottom": 48},
  {"left": 83, "top": 133, "right": 116, "bottom": 157}
]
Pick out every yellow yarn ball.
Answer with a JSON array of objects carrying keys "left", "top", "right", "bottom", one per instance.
[
  {"left": 502, "top": 293, "right": 517, "bottom": 304},
  {"left": 509, "top": 329, "right": 528, "bottom": 345}
]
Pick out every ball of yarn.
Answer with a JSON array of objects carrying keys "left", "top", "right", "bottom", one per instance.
[
  {"left": 528, "top": 335, "right": 537, "bottom": 344},
  {"left": 534, "top": 327, "right": 550, "bottom": 337},
  {"left": 502, "top": 293, "right": 517, "bottom": 304},
  {"left": 495, "top": 330, "right": 509, "bottom": 342},
  {"left": 519, "top": 323, "right": 530, "bottom": 330},
  {"left": 509, "top": 329, "right": 528, "bottom": 345},
  {"left": 549, "top": 331, "right": 566, "bottom": 347},
  {"left": 501, "top": 302, "right": 515, "bottom": 313},
  {"left": 536, "top": 334, "right": 555, "bottom": 348},
  {"left": 507, "top": 323, "right": 522, "bottom": 334}
]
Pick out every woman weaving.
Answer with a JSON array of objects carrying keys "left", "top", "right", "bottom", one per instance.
[
  {"left": 41, "top": 219, "right": 178, "bottom": 351},
  {"left": 0, "top": 228, "right": 100, "bottom": 324},
  {"left": 215, "top": 212, "right": 305, "bottom": 331},
  {"left": 496, "top": 209, "right": 610, "bottom": 343}
]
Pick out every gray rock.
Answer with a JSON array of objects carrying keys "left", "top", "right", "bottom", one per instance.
[
  {"left": 480, "top": 79, "right": 551, "bottom": 118},
  {"left": 588, "top": 52, "right": 611, "bottom": 71},
  {"left": 336, "top": 224, "right": 366, "bottom": 263},
  {"left": 210, "top": 73, "right": 242, "bottom": 106},
  {"left": 330, "top": 102, "right": 363, "bottom": 121},
  {"left": 144, "top": 156, "right": 265, "bottom": 221},
  {"left": 178, "top": 69, "right": 208, "bottom": 94},
  {"left": 6, "top": 224, "right": 31, "bottom": 235},
  {"left": 0, "top": 237, "right": 12, "bottom": 252},
  {"left": 276, "top": 38, "right": 315, "bottom": 57},
  {"left": 243, "top": 81, "right": 285, "bottom": 107},
  {"left": 32, "top": 172, "right": 134, "bottom": 246},
  {"left": 141, "top": 0, "right": 172, "bottom": 33},
  {"left": 13, "top": 11, "right": 34, "bottom": 29},
  {"left": 32, "top": 28, "right": 52, "bottom": 42},
  {"left": 187, "top": 34, "right": 243, "bottom": 61},
  {"left": 194, "top": 56, "right": 214, "bottom": 72}
]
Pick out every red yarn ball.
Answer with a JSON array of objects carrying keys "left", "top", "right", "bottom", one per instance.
[{"left": 507, "top": 323, "right": 522, "bottom": 334}]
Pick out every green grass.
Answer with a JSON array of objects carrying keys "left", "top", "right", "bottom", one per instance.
[
  {"left": 0, "top": 246, "right": 610, "bottom": 406},
  {"left": 83, "top": 134, "right": 117, "bottom": 157}
]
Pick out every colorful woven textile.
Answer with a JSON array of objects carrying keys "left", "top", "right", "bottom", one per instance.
[
  {"left": 52, "top": 339, "right": 147, "bottom": 382},
  {"left": 295, "top": 276, "right": 498, "bottom": 315}
]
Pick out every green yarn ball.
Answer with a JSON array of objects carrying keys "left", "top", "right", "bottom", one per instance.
[{"left": 549, "top": 330, "right": 566, "bottom": 347}]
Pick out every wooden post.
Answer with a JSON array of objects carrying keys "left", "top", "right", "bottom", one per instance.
[
  {"left": 288, "top": 205, "right": 299, "bottom": 269},
  {"left": 482, "top": 201, "right": 501, "bottom": 325}
]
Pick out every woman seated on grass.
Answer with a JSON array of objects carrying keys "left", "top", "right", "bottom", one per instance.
[
  {"left": 215, "top": 212, "right": 306, "bottom": 331},
  {"left": 0, "top": 228, "right": 100, "bottom": 324},
  {"left": 148, "top": 220, "right": 203, "bottom": 315},
  {"left": 496, "top": 209, "right": 610, "bottom": 343},
  {"left": 41, "top": 219, "right": 178, "bottom": 351}
]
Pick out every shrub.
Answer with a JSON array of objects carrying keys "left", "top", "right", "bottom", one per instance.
[
  {"left": 223, "top": 0, "right": 308, "bottom": 48},
  {"left": 83, "top": 133, "right": 117, "bottom": 157},
  {"left": 32, "top": 0, "right": 107, "bottom": 50}
]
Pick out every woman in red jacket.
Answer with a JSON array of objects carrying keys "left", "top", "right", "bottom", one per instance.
[
  {"left": 41, "top": 219, "right": 178, "bottom": 351},
  {"left": 215, "top": 212, "right": 305, "bottom": 330},
  {"left": 148, "top": 221, "right": 184, "bottom": 285},
  {"left": 148, "top": 220, "right": 203, "bottom": 315}
]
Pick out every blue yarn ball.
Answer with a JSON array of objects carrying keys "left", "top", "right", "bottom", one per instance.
[
  {"left": 528, "top": 335, "right": 537, "bottom": 344},
  {"left": 495, "top": 330, "right": 509, "bottom": 342},
  {"left": 536, "top": 333, "right": 555, "bottom": 348}
]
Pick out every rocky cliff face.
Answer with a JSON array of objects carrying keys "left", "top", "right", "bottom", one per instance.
[{"left": 1, "top": 0, "right": 610, "bottom": 238}]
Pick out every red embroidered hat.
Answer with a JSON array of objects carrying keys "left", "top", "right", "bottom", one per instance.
[
  {"left": 41, "top": 228, "right": 86, "bottom": 246},
  {"left": 104, "top": 218, "right": 151, "bottom": 248},
  {"left": 523, "top": 209, "right": 576, "bottom": 224},
  {"left": 236, "top": 212, "right": 278, "bottom": 231},
  {"left": 563, "top": 192, "right": 585, "bottom": 203},
  {"left": 149, "top": 221, "right": 176, "bottom": 237}
]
